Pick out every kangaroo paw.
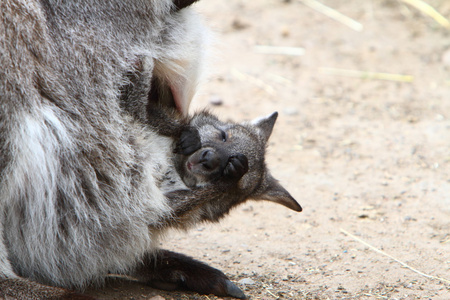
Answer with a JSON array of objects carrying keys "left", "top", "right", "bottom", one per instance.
[
  {"left": 175, "top": 126, "right": 201, "bottom": 155},
  {"left": 134, "top": 250, "right": 246, "bottom": 299}
]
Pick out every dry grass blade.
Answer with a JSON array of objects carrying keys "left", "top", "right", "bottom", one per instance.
[
  {"left": 320, "top": 67, "right": 414, "bottom": 82},
  {"left": 267, "top": 73, "right": 293, "bottom": 86},
  {"left": 340, "top": 228, "right": 450, "bottom": 285},
  {"left": 400, "top": 0, "right": 450, "bottom": 28},
  {"left": 231, "top": 68, "right": 275, "bottom": 95},
  {"left": 299, "top": 0, "right": 363, "bottom": 32},
  {"left": 262, "top": 283, "right": 278, "bottom": 298},
  {"left": 364, "top": 294, "right": 388, "bottom": 300},
  {"left": 254, "top": 45, "right": 305, "bottom": 56}
]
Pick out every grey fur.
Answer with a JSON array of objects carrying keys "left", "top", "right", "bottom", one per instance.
[
  {"left": 1, "top": 0, "right": 207, "bottom": 297},
  {"left": 0, "top": 0, "right": 300, "bottom": 298}
]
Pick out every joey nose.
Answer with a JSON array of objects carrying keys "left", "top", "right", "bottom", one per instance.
[{"left": 199, "top": 150, "right": 220, "bottom": 170}]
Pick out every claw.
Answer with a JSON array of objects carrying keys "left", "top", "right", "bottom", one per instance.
[
  {"left": 225, "top": 280, "right": 247, "bottom": 299},
  {"left": 223, "top": 154, "right": 249, "bottom": 180},
  {"left": 175, "top": 127, "right": 201, "bottom": 155}
]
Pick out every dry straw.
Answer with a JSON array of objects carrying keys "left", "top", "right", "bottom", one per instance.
[
  {"left": 340, "top": 228, "right": 450, "bottom": 285},
  {"left": 254, "top": 45, "right": 305, "bottom": 56},
  {"left": 400, "top": 0, "right": 450, "bottom": 28},
  {"left": 231, "top": 68, "right": 276, "bottom": 95},
  {"left": 299, "top": 0, "right": 363, "bottom": 32},
  {"left": 319, "top": 67, "right": 414, "bottom": 83}
]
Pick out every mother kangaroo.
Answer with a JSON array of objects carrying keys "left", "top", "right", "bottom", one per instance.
[{"left": 0, "top": 1, "right": 301, "bottom": 299}]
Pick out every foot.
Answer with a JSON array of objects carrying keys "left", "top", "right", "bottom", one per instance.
[{"left": 132, "top": 250, "right": 246, "bottom": 299}]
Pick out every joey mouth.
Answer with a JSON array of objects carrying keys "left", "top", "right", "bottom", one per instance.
[
  {"left": 184, "top": 148, "right": 249, "bottom": 184},
  {"left": 184, "top": 148, "right": 223, "bottom": 179}
]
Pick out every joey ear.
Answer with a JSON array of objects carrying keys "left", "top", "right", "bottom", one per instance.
[
  {"left": 173, "top": 0, "right": 200, "bottom": 10},
  {"left": 250, "top": 112, "right": 278, "bottom": 143},
  {"left": 254, "top": 174, "right": 302, "bottom": 212}
]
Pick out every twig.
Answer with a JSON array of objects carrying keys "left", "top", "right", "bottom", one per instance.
[
  {"left": 400, "top": 0, "right": 450, "bottom": 28},
  {"left": 254, "top": 45, "right": 305, "bottom": 56},
  {"left": 319, "top": 67, "right": 414, "bottom": 82},
  {"left": 340, "top": 228, "right": 450, "bottom": 284},
  {"left": 364, "top": 293, "right": 388, "bottom": 299},
  {"left": 262, "top": 283, "right": 278, "bottom": 299},
  {"left": 299, "top": 0, "right": 363, "bottom": 32}
]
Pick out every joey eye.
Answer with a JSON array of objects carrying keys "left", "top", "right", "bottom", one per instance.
[{"left": 219, "top": 130, "right": 227, "bottom": 142}]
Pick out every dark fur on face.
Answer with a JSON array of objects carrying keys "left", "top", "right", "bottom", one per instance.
[{"left": 175, "top": 112, "right": 251, "bottom": 188}]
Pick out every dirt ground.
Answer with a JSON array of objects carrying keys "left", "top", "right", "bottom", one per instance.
[{"left": 87, "top": 0, "right": 450, "bottom": 299}]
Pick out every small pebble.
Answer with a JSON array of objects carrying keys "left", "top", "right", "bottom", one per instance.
[
  {"left": 209, "top": 96, "right": 223, "bottom": 106},
  {"left": 231, "top": 18, "right": 249, "bottom": 30}
]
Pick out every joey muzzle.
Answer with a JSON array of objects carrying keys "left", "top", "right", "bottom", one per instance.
[{"left": 187, "top": 149, "right": 249, "bottom": 181}]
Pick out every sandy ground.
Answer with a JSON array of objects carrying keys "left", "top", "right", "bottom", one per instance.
[{"left": 87, "top": 0, "right": 450, "bottom": 299}]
